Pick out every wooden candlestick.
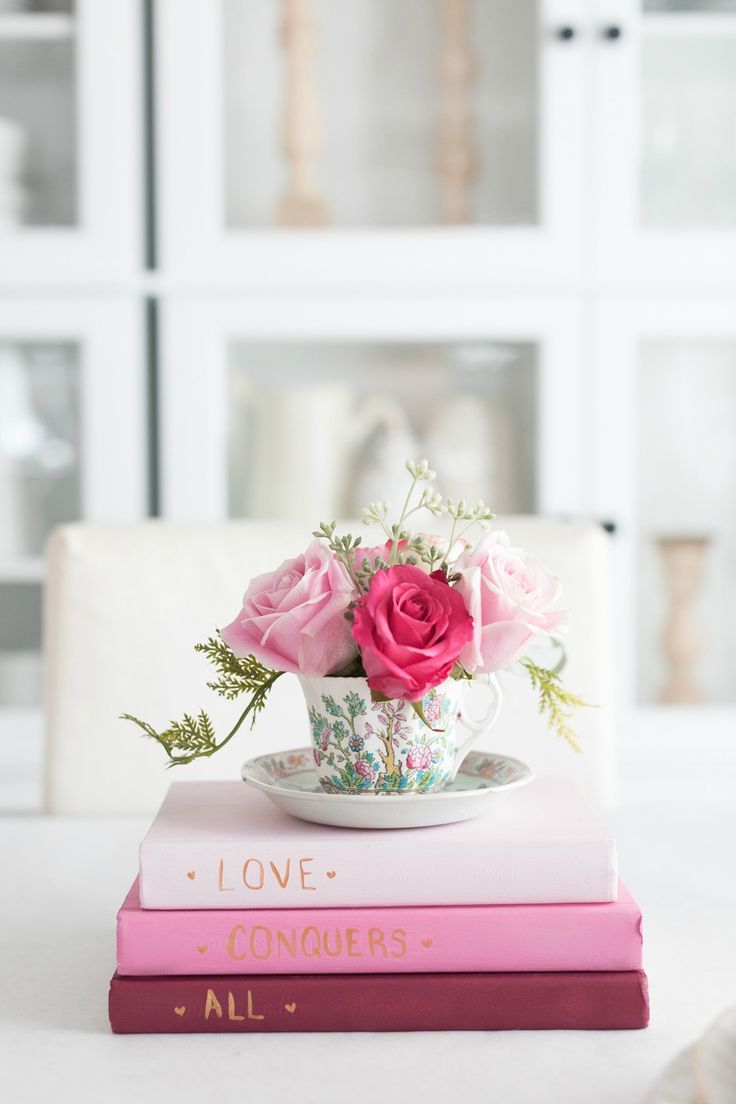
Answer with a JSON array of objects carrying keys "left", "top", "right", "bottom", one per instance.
[
  {"left": 658, "top": 536, "right": 710, "bottom": 705},
  {"left": 275, "top": 0, "right": 329, "bottom": 227},
  {"left": 437, "top": 0, "right": 477, "bottom": 224}
]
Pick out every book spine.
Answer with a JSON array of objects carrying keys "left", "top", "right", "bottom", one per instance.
[
  {"left": 138, "top": 836, "right": 618, "bottom": 909},
  {"left": 117, "top": 898, "right": 642, "bottom": 976},
  {"left": 109, "top": 970, "right": 650, "bottom": 1033}
]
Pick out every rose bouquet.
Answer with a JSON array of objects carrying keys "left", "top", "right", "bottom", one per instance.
[{"left": 124, "top": 460, "right": 588, "bottom": 794}]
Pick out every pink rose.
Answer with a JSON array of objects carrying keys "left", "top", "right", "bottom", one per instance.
[
  {"left": 454, "top": 531, "right": 568, "bottom": 673},
  {"left": 351, "top": 565, "right": 473, "bottom": 700},
  {"left": 355, "top": 759, "right": 376, "bottom": 780},
  {"left": 221, "top": 540, "right": 357, "bottom": 676},
  {"left": 406, "top": 746, "right": 432, "bottom": 771}
]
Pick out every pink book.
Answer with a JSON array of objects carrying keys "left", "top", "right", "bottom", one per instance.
[
  {"left": 117, "top": 878, "right": 642, "bottom": 976},
  {"left": 138, "top": 778, "right": 617, "bottom": 909}
]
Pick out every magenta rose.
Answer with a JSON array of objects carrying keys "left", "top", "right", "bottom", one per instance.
[
  {"left": 355, "top": 759, "right": 376, "bottom": 780},
  {"left": 454, "top": 530, "right": 569, "bottom": 674},
  {"left": 221, "top": 540, "right": 357, "bottom": 676},
  {"left": 351, "top": 564, "right": 473, "bottom": 700}
]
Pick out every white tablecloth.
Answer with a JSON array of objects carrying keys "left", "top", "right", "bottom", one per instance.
[{"left": 2, "top": 798, "right": 735, "bottom": 1104}]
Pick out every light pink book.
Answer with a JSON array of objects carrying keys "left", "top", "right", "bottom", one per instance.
[
  {"left": 138, "top": 779, "right": 617, "bottom": 909},
  {"left": 118, "top": 878, "right": 641, "bottom": 976}
]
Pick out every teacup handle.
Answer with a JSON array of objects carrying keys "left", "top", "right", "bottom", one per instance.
[{"left": 451, "top": 674, "right": 503, "bottom": 781}]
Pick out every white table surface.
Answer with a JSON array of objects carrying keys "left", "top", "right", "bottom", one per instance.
[{"left": 2, "top": 797, "right": 735, "bottom": 1104}]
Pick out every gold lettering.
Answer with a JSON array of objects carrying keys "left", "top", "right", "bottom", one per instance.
[
  {"left": 218, "top": 859, "right": 234, "bottom": 892},
  {"left": 242, "top": 858, "right": 265, "bottom": 890},
  {"left": 247, "top": 990, "right": 265, "bottom": 1021},
  {"left": 299, "top": 857, "right": 315, "bottom": 891},
  {"left": 250, "top": 925, "right": 273, "bottom": 960},
  {"left": 302, "top": 926, "right": 322, "bottom": 958},
  {"left": 390, "top": 928, "right": 408, "bottom": 958},
  {"left": 226, "top": 924, "right": 247, "bottom": 961},
  {"left": 346, "top": 928, "right": 361, "bottom": 958},
  {"left": 276, "top": 929, "right": 297, "bottom": 958},
  {"left": 322, "top": 929, "right": 343, "bottom": 957},
  {"left": 204, "top": 989, "right": 223, "bottom": 1019},
  {"left": 227, "top": 992, "right": 245, "bottom": 1021},
  {"left": 269, "top": 859, "right": 291, "bottom": 888},
  {"left": 367, "top": 928, "right": 388, "bottom": 958}
]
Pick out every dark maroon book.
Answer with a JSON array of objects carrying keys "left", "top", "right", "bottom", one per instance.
[{"left": 109, "top": 970, "right": 649, "bottom": 1033}]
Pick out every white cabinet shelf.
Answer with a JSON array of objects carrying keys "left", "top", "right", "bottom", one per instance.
[
  {"left": 0, "top": 14, "right": 74, "bottom": 40},
  {"left": 0, "top": 557, "right": 43, "bottom": 582},
  {"left": 643, "top": 12, "right": 736, "bottom": 35}
]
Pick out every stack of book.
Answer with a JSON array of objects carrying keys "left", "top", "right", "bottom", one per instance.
[{"left": 109, "top": 778, "right": 649, "bottom": 1033}]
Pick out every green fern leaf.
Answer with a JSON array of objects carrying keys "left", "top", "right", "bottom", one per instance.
[{"left": 520, "top": 657, "right": 594, "bottom": 753}]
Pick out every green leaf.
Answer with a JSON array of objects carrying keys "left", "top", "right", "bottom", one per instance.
[
  {"left": 520, "top": 657, "right": 594, "bottom": 752},
  {"left": 193, "top": 636, "right": 277, "bottom": 701},
  {"left": 121, "top": 638, "right": 283, "bottom": 766}
]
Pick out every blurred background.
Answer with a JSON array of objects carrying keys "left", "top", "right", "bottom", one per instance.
[{"left": 1, "top": 0, "right": 735, "bottom": 811}]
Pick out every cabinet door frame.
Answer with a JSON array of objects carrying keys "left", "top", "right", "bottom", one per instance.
[
  {"left": 0, "top": 0, "right": 142, "bottom": 287},
  {"left": 0, "top": 296, "right": 147, "bottom": 559},
  {"left": 155, "top": 0, "right": 589, "bottom": 290},
  {"left": 159, "top": 293, "right": 585, "bottom": 521},
  {"left": 593, "top": 0, "right": 736, "bottom": 286}
]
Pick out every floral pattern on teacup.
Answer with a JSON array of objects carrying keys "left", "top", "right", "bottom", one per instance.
[{"left": 308, "top": 686, "right": 456, "bottom": 794}]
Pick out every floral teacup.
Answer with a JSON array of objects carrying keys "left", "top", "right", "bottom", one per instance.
[{"left": 299, "top": 675, "right": 502, "bottom": 795}]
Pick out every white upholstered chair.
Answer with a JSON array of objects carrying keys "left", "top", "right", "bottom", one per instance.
[{"left": 43, "top": 519, "right": 617, "bottom": 815}]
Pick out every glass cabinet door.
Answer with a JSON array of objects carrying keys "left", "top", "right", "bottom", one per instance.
[
  {"left": 0, "top": 0, "right": 140, "bottom": 285},
  {"left": 224, "top": 341, "right": 538, "bottom": 524},
  {"left": 0, "top": 340, "right": 80, "bottom": 560},
  {"left": 157, "top": 0, "right": 588, "bottom": 287},
  {"left": 595, "top": 0, "right": 736, "bottom": 282},
  {"left": 0, "top": 298, "right": 146, "bottom": 809},
  {"left": 160, "top": 295, "right": 584, "bottom": 522},
  {"left": 592, "top": 299, "right": 736, "bottom": 753}
]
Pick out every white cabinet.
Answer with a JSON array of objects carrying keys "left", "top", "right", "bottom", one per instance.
[
  {"left": 155, "top": 0, "right": 589, "bottom": 288},
  {"left": 0, "top": 0, "right": 141, "bottom": 285},
  {"left": 152, "top": 3, "right": 736, "bottom": 781},
  {"left": 3, "top": 3, "right": 736, "bottom": 809}
]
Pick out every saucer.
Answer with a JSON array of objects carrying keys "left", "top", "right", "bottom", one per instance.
[{"left": 241, "top": 747, "right": 534, "bottom": 829}]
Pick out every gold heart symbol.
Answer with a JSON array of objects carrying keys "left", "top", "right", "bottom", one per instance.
[
  {"left": 421, "top": 938, "right": 432, "bottom": 948},
  {"left": 284, "top": 1002, "right": 296, "bottom": 1014},
  {"left": 326, "top": 870, "right": 336, "bottom": 879},
  {"left": 186, "top": 871, "right": 196, "bottom": 880},
  {"left": 174, "top": 1006, "right": 186, "bottom": 1016},
  {"left": 196, "top": 945, "right": 207, "bottom": 955}
]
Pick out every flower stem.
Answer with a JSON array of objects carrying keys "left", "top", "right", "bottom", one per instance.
[
  {"left": 338, "top": 551, "right": 365, "bottom": 594},
  {"left": 442, "top": 515, "right": 459, "bottom": 571},
  {"left": 389, "top": 474, "right": 419, "bottom": 565}
]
